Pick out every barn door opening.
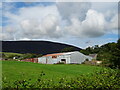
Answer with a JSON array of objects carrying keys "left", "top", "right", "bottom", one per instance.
[
  {"left": 61, "top": 59, "right": 66, "bottom": 64},
  {"left": 46, "top": 58, "right": 48, "bottom": 64}
]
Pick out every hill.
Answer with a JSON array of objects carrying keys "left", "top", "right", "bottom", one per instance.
[{"left": 1, "top": 41, "right": 81, "bottom": 55}]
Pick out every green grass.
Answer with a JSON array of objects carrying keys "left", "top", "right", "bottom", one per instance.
[
  {"left": 2, "top": 61, "right": 103, "bottom": 82},
  {"left": 0, "top": 52, "right": 23, "bottom": 57},
  {"left": 2, "top": 61, "right": 120, "bottom": 89}
]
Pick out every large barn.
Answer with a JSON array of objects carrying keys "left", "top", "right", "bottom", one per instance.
[{"left": 38, "top": 51, "right": 93, "bottom": 64}]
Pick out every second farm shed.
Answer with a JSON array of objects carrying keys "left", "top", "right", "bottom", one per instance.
[{"left": 38, "top": 51, "right": 93, "bottom": 64}]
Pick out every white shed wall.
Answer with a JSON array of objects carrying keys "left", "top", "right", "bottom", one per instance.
[
  {"left": 58, "top": 55, "right": 71, "bottom": 64},
  {"left": 38, "top": 57, "right": 46, "bottom": 64},
  {"left": 38, "top": 51, "right": 93, "bottom": 64},
  {"left": 46, "top": 56, "right": 58, "bottom": 64},
  {"left": 70, "top": 52, "right": 92, "bottom": 64}
]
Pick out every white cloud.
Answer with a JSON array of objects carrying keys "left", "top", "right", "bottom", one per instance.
[
  {"left": 3, "top": 4, "right": 63, "bottom": 40},
  {"left": 3, "top": 26, "right": 17, "bottom": 34},
  {"left": 4, "top": 4, "right": 59, "bottom": 24},
  {"left": 0, "top": 33, "right": 14, "bottom": 40},
  {"left": 0, "top": 3, "right": 2, "bottom": 26},
  {"left": 2, "top": 26, "right": 17, "bottom": 40},
  {"left": 82, "top": 9, "right": 106, "bottom": 37},
  {"left": 19, "top": 38, "right": 32, "bottom": 40},
  {"left": 2, "top": 2, "right": 118, "bottom": 41},
  {"left": 20, "top": 14, "right": 62, "bottom": 39},
  {"left": 0, "top": 26, "right": 2, "bottom": 40},
  {"left": 65, "top": 9, "right": 106, "bottom": 38}
]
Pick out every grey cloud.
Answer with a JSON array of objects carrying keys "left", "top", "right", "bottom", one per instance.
[{"left": 56, "top": 2, "right": 91, "bottom": 22}]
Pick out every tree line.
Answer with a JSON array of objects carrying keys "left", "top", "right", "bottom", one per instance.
[{"left": 80, "top": 39, "right": 120, "bottom": 69}]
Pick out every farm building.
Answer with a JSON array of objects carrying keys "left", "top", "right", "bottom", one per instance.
[
  {"left": 20, "top": 58, "right": 38, "bottom": 63},
  {"left": 38, "top": 51, "right": 93, "bottom": 64},
  {"left": 89, "top": 54, "right": 97, "bottom": 60}
]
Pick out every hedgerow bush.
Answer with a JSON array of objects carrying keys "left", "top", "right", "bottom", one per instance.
[{"left": 2, "top": 68, "right": 120, "bottom": 89}]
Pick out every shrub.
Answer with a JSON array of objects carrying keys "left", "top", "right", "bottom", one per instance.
[{"left": 2, "top": 68, "right": 120, "bottom": 89}]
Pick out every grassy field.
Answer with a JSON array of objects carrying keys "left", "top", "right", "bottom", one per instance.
[
  {"left": 2, "top": 61, "right": 120, "bottom": 89},
  {"left": 2, "top": 61, "right": 102, "bottom": 82}
]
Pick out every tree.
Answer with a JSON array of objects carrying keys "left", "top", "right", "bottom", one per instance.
[
  {"left": 1, "top": 53, "right": 5, "bottom": 58},
  {"left": 93, "top": 45, "right": 100, "bottom": 53},
  {"left": 80, "top": 49, "right": 89, "bottom": 55},
  {"left": 97, "top": 52, "right": 113, "bottom": 65},
  {"left": 80, "top": 40, "right": 120, "bottom": 68},
  {"left": 111, "top": 39, "right": 120, "bottom": 68},
  {"left": 61, "top": 47, "right": 75, "bottom": 53}
]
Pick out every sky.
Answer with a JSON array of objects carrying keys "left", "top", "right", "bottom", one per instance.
[{"left": 0, "top": 1, "right": 119, "bottom": 49}]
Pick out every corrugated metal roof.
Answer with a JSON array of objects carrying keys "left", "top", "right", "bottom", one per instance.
[
  {"left": 42, "top": 51, "right": 80, "bottom": 57},
  {"left": 62, "top": 51, "right": 79, "bottom": 55},
  {"left": 43, "top": 53, "right": 63, "bottom": 57}
]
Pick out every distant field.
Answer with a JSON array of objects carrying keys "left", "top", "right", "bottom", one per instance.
[
  {"left": 0, "top": 52, "right": 23, "bottom": 57},
  {"left": 2, "top": 61, "right": 102, "bottom": 82}
]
